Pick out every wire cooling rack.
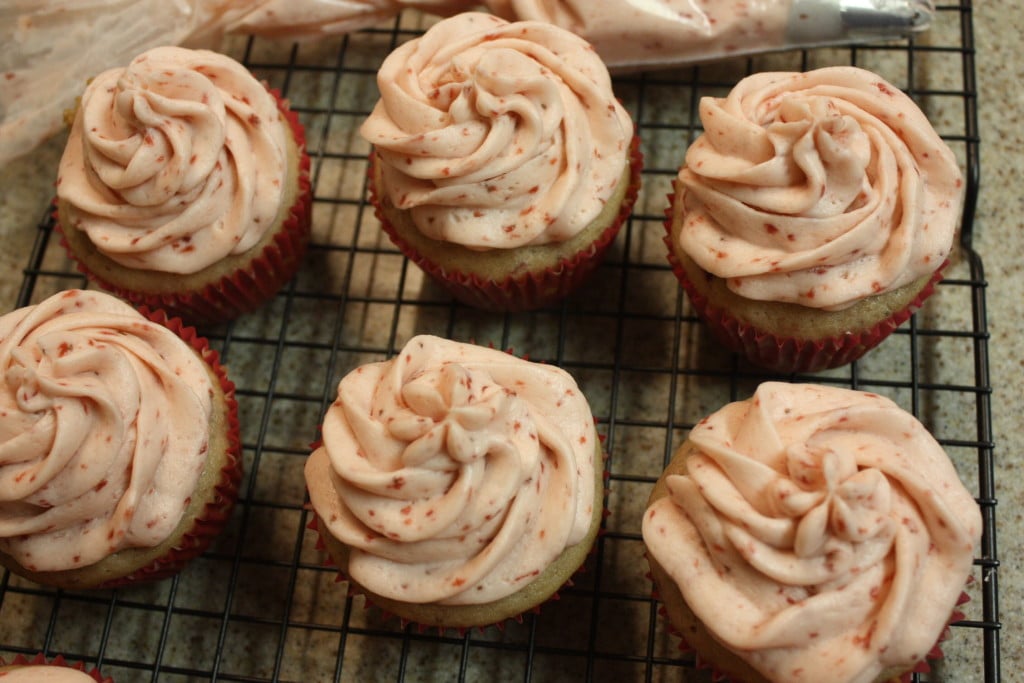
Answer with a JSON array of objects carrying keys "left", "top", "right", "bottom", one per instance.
[{"left": 0, "top": 3, "right": 999, "bottom": 682}]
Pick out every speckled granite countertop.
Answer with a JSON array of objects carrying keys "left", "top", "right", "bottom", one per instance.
[{"left": 0, "top": 3, "right": 1017, "bottom": 681}]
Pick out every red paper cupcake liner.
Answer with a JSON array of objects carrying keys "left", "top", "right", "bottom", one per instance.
[
  {"left": 308, "top": 514, "right": 589, "bottom": 635},
  {"left": 0, "top": 653, "right": 113, "bottom": 682},
  {"left": 648, "top": 565, "right": 972, "bottom": 683},
  {"left": 56, "top": 86, "right": 312, "bottom": 326},
  {"left": 369, "top": 136, "right": 643, "bottom": 312},
  {"left": 89, "top": 308, "right": 243, "bottom": 589},
  {"left": 662, "top": 189, "right": 947, "bottom": 373}
]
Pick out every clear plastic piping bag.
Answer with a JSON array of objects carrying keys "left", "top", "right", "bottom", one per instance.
[
  {"left": 484, "top": 0, "right": 935, "bottom": 72},
  {"left": 0, "top": 0, "right": 934, "bottom": 165}
]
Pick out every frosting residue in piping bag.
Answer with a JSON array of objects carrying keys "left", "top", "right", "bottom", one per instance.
[{"left": 0, "top": 290, "right": 213, "bottom": 572}]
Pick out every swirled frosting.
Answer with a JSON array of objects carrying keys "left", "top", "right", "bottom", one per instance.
[
  {"left": 643, "top": 382, "right": 981, "bottom": 683},
  {"left": 56, "top": 46, "right": 290, "bottom": 274},
  {"left": 0, "top": 666, "right": 97, "bottom": 682},
  {"left": 360, "top": 12, "right": 634, "bottom": 250},
  {"left": 305, "top": 334, "right": 598, "bottom": 604},
  {"left": 675, "top": 66, "right": 963, "bottom": 311},
  {"left": 0, "top": 290, "right": 213, "bottom": 572}
]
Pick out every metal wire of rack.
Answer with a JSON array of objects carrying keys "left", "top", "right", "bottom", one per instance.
[{"left": 0, "top": 3, "right": 999, "bottom": 682}]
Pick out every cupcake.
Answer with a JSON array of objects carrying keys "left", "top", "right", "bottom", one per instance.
[
  {"left": 0, "top": 289, "right": 242, "bottom": 589},
  {"left": 55, "top": 46, "right": 312, "bottom": 324},
  {"left": 643, "top": 382, "right": 981, "bottom": 683},
  {"left": 0, "top": 654, "right": 112, "bottom": 682},
  {"left": 665, "top": 66, "right": 963, "bottom": 372},
  {"left": 305, "top": 334, "right": 603, "bottom": 628},
  {"left": 361, "top": 12, "right": 641, "bottom": 312}
]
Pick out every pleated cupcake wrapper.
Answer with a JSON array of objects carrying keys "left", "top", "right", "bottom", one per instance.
[
  {"left": 56, "top": 86, "right": 312, "bottom": 326},
  {"left": 308, "top": 516, "right": 583, "bottom": 635},
  {"left": 662, "top": 187, "right": 947, "bottom": 373},
  {"left": 305, "top": 431, "right": 610, "bottom": 635},
  {"left": 0, "top": 653, "right": 113, "bottom": 682},
  {"left": 88, "top": 308, "right": 242, "bottom": 589},
  {"left": 369, "top": 136, "right": 643, "bottom": 312},
  {"left": 647, "top": 565, "right": 972, "bottom": 683}
]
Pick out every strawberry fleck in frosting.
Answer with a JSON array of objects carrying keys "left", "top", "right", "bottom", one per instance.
[
  {"left": 305, "top": 335, "right": 598, "bottom": 604},
  {"left": 360, "top": 12, "right": 634, "bottom": 250},
  {"left": 675, "top": 66, "right": 963, "bottom": 310},
  {"left": 56, "top": 46, "right": 290, "bottom": 274},
  {"left": 643, "top": 382, "right": 981, "bottom": 683},
  {"left": 0, "top": 290, "right": 213, "bottom": 572}
]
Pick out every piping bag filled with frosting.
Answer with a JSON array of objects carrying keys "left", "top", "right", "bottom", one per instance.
[{"left": 486, "top": 1, "right": 935, "bottom": 72}]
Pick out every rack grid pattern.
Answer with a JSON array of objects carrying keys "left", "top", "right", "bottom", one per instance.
[{"left": 0, "top": 3, "right": 999, "bottom": 682}]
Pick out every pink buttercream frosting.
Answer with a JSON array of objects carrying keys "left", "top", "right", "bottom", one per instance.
[
  {"left": 360, "top": 12, "right": 634, "bottom": 250},
  {"left": 675, "top": 66, "right": 963, "bottom": 310},
  {"left": 56, "top": 46, "right": 291, "bottom": 274},
  {"left": 305, "top": 334, "right": 598, "bottom": 605},
  {"left": 0, "top": 666, "right": 97, "bottom": 682},
  {"left": 643, "top": 382, "right": 981, "bottom": 683},
  {"left": 0, "top": 290, "right": 213, "bottom": 572}
]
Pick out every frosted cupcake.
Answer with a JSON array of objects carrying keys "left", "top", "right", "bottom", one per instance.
[
  {"left": 362, "top": 12, "right": 640, "bottom": 311},
  {"left": 665, "top": 66, "right": 963, "bottom": 372},
  {"left": 56, "top": 46, "right": 311, "bottom": 324},
  {"left": 0, "top": 290, "right": 241, "bottom": 589},
  {"left": 0, "top": 654, "right": 113, "bottom": 682},
  {"left": 643, "top": 382, "right": 981, "bottom": 683},
  {"left": 305, "top": 335, "right": 603, "bottom": 628}
]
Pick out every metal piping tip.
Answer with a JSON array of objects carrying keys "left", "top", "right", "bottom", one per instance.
[{"left": 787, "top": 0, "right": 935, "bottom": 44}]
